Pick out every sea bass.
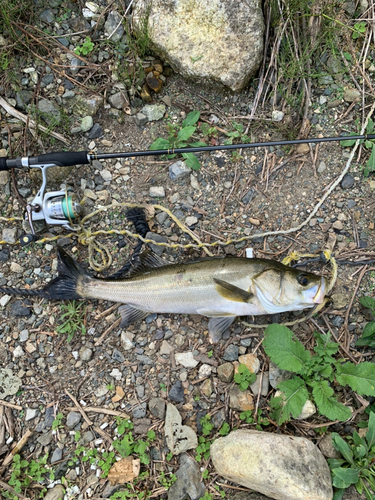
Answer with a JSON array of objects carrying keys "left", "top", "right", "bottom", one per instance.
[{"left": 1, "top": 248, "right": 327, "bottom": 342}]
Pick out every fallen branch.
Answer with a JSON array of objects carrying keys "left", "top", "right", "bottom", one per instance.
[
  {"left": 0, "top": 400, "right": 22, "bottom": 411},
  {"left": 2, "top": 428, "right": 34, "bottom": 467},
  {"left": 0, "top": 96, "right": 70, "bottom": 145},
  {"left": 0, "top": 478, "right": 30, "bottom": 500},
  {"left": 66, "top": 406, "right": 130, "bottom": 418}
]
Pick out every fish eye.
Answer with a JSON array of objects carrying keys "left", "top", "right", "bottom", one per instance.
[{"left": 298, "top": 274, "right": 309, "bottom": 286}]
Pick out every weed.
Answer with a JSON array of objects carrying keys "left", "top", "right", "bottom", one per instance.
[
  {"left": 224, "top": 122, "right": 250, "bottom": 145},
  {"left": 234, "top": 363, "right": 256, "bottom": 391},
  {"left": 166, "top": 451, "right": 173, "bottom": 461},
  {"left": 57, "top": 300, "right": 86, "bottom": 342},
  {"left": 341, "top": 117, "right": 375, "bottom": 177},
  {"left": 263, "top": 324, "right": 375, "bottom": 424},
  {"left": 355, "top": 296, "right": 375, "bottom": 348},
  {"left": 74, "top": 36, "right": 95, "bottom": 56},
  {"left": 200, "top": 415, "right": 214, "bottom": 436},
  {"left": 352, "top": 21, "right": 366, "bottom": 39},
  {"left": 207, "top": 350, "right": 213, "bottom": 358},
  {"left": 74, "top": 431, "right": 81, "bottom": 442},
  {"left": 195, "top": 436, "right": 211, "bottom": 462},
  {"left": 202, "top": 469, "right": 209, "bottom": 479},
  {"left": 52, "top": 412, "right": 64, "bottom": 431},
  {"left": 160, "top": 382, "right": 167, "bottom": 392},
  {"left": 158, "top": 471, "right": 177, "bottom": 489},
  {"left": 150, "top": 111, "right": 207, "bottom": 170},
  {"left": 328, "top": 412, "right": 375, "bottom": 499},
  {"left": 239, "top": 409, "right": 270, "bottom": 431},
  {"left": 219, "top": 422, "right": 231, "bottom": 436},
  {"left": 107, "top": 383, "right": 115, "bottom": 391},
  {"left": 4, "top": 454, "right": 53, "bottom": 500}
]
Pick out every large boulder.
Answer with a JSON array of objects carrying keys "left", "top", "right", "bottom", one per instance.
[
  {"left": 210, "top": 430, "right": 333, "bottom": 500},
  {"left": 132, "top": 0, "right": 264, "bottom": 92}
]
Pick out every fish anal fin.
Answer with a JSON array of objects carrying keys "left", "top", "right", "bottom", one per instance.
[
  {"left": 118, "top": 304, "right": 149, "bottom": 328},
  {"left": 213, "top": 278, "right": 253, "bottom": 303},
  {"left": 126, "top": 250, "right": 169, "bottom": 278},
  {"left": 208, "top": 316, "right": 236, "bottom": 343}
]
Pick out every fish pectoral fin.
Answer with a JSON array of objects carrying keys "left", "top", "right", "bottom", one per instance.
[
  {"left": 126, "top": 250, "right": 169, "bottom": 278},
  {"left": 118, "top": 304, "right": 149, "bottom": 328},
  {"left": 208, "top": 316, "right": 236, "bottom": 343},
  {"left": 213, "top": 278, "right": 254, "bottom": 303}
]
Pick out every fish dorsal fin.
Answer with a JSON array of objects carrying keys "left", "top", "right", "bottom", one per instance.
[
  {"left": 213, "top": 278, "right": 254, "bottom": 303},
  {"left": 126, "top": 250, "right": 169, "bottom": 278}
]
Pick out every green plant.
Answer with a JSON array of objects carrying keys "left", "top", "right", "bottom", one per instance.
[
  {"left": 112, "top": 419, "right": 155, "bottom": 465},
  {"left": 224, "top": 122, "right": 250, "bottom": 145},
  {"left": 239, "top": 409, "right": 270, "bottom": 431},
  {"left": 234, "top": 363, "right": 256, "bottom": 391},
  {"left": 219, "top": 422, "right": 231, "bottom": 436},
  {"left": 166, "top": 451, "right": 173, "bottom": 461},
  {"left": 150, "top": 111, "right": 206, "bottom": 170},
  {"left": 200, "top": 415, "right": 214, "bottom": 436},
  {"left": 263, "top": 324, "right": 375, "bottom": 425},
  {"left": 158, "top": 471, "right": 177, "bottom": 489},
  {"left": 52, "top": 412, "right": 64, "bottom": 431},
  {"left": 195, "top": 436, "right": 211, "bottom": 462},
  {"left": 57, "top": 300, "right": 86, "bottom": 342},
  {"left": 328, "top": 412, "right": 375, "bottom": 500},
  {"left": 341, "top": 118, "right": 375, "bottom": 177},
  {"left": 207, "top": 350, "right": 213, "bottom": 358},
  {"left": 74, "top": 36, "right": 94, "bottom": 56},
  {"left": 107, "top": 384, "right": 115, "bottom": 391},
  {"left": 4, "top": 454, "right": 53, "bottom": 499},
  {"left": 352, "top": 21, "right": 366, "bottom": 39},
  {"left": 160, "top": 382, "right": 167, "bottom": 392},
  {"left": 74, "top": 431, "right": 81, "bottom": 442},
  {"left": 202, "top": 469, "right": 209, "bottom": 479},
  {"left": 355, "top": 296, "right": 375, "bottom": 348}
]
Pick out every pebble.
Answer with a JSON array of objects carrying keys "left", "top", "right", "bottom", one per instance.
[
  {"left": 168, "top": 454, "right": 205, "bottom": 500},
  {"left": 112, "top": 348, "right": 125, "bottom": 363},
  {"left": 2, "top": 228, "right": 18, "bottom": 243},
  {"left": 185, "top": 216, "right": 198, "bottom": 226},
  {"left": 44, "top": 485, "right": 65, "bottom": 500},
  {"left": 88, "top": 123, "right": 103, "bottom": 139},
  {"left": 160, "top": 340, "right": 174, "bottom": 355},
  {"left": 169, "top": 160, "right": 191, "bottom": 181},
  {"left": 169, "top": 380, "right": 185, "bottom": 403},
  {"left": 149, "top": 186, "right": 165, "bottom": 198},
  {"left": 132, "top": 402, "right": 147, "bottom": 419},
  {"left": 0, "top": 369, "right": 21, "bottom": 398},
  {"left": 229, "top": 385, "right": 254, "bottom": 411},
  {"left": 149, "top": 397, "right": 166, "bottom": 419},
  {"left": 217, "top": 362, "right": 234, "bottom": 383},
  {"left": 272, "top": 110, "right": 284, "bottom": 121},
  {"left": 141, "top": 103, "right": 166, "bottom": 121},
  {"left": 121, "top": 331, "right": 135, "bottom": 350},
  {"left": 238, "top": 354, "right": 260, "bottom": 374},
  {"left": 190, "top": 174, "right": 199, "bottom": 189},
  {"left": 66, "top": 411, "right": 82, "bottom": 429},
  {"left": 80, "top": 116, "right": 93, "bottom": 132},
  {"left": 250, "top": 372, "right": 269, "bottom": 396},
  {"left": 13, "top": 346, "right": 25, "bottom": 358},
  {"left": 100, "top": 169, "right": 112, "bottom": 182},
  {"left": 340, "top": 173, "right": 355, "bottom": 189},
  {"left": 37, "top": 431, "right": 53, "bottom": 446},
  {"left": 51, "top": 448, "right": 63, "bottom": 464},
  {"left": 79, "top": 347, "right": 93, "bottom": 361},
  {"left": 175, "top": 352, "right": 198, "bottom": 368},
  {"left": 25, "top": 408, "right": 38, "bottom": 421},
  {"left": 223, "top": 344, "right": 239, "bottom": 362}
]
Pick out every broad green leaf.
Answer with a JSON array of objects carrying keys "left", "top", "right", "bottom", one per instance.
[
  {"left": 264, "top": 324, "right": 310, "bottom": 374},
  {"left": 272, "top": 376, "right": 309, "bottom": 425},
  {"left": 332, "top": 467, "right": 360, "bottom": 486},
  {"left": 149, "top": 137, "right": 170, "bottom": 150},
  {"left": 367, "top": 117, "right": 375, "bottom": 134},
  {"left": 366, "top": 411, "right": 375, "bottom": 450},
  {"left": 311, "top": 380, "right": 352, "bottom": 421},
  {"left": 355, "top": 444, "right": 367, "bottom": 459},
  {"left": 332, "top": 489, "right": 345, "bottom": 500},
  {"left": 182, "top": 152, "right": 200, "bottom": 170},
  {"left": 356, "top": 336, "right": 375, "bottom": 348},
  {"left": 331, "top": 433, "right": 355, "bottom": 465},
  {"left": 365, "top": 140, "right": 373, "bottom": 149},
  {"left": 340, "top": 132, "right": 358, "bottom": 147},
  {"left": 333, "top": 474, "right": 352, "bottom": 489},
  {"left": 343, "top": 52, "right": 352, "bottom": 61},
  {"left": 182, "top": 110, "right": 200, "bottom": 127},
  {"left": 362, "top": 322, "right": 375, "bottom": 338},
  {"left": 314, "top": 332, "right": 339, "bottom": 356},
  {"left": 336, "top": 362, "right": 375, "bottom": 396},
  {"left": 366, "top": 148, "right": 375, "bottom": 173},
  {"left": 359, "top": 296, "right": 375, "bottom": 312},
  {"left": 328, "top": 458, "right": 346, "bottom": 468},
  {"left": 177, "top": 126, "right": 196, "bottom": 142}
]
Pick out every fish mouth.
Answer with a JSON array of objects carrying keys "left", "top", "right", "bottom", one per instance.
[{"left": 312, "top": 277, "right": 326, "bottom": 304}]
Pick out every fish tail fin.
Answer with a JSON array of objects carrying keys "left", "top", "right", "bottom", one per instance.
[{"left": 41, "top": 247, "right": 87, "bottom": 300}]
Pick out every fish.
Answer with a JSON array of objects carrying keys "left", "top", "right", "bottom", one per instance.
[{"left": 0, "top": 247, "right": 327, "bottom": 342}]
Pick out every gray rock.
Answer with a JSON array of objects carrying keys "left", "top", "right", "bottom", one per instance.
[
  {"left": 318, "top": 433, "right": 342, "bottom": 459},
  {"left": 11, "top": 300, "right": 32, "bottom": 317},
  {"left": 79, "top": 431, "right": 94, "bottom": 445},
  {"left": 25, "top": 408, "right": 38, "bottom": 421},
  {"left": 37, "top": 99, "right": 61, "bottom": 125},
  {"left": 80, "top": 116, "right": 93, "bottom": 132},
  {"left": 211, "top": 430, "right": 333, "bottom": 500},
  {"left": 0, "top": 369, "right": 22, "bottom": 398},
  {"left": 141, "top": 104, "right": 166, "bottom": 122},
  {"left": 16, "top": 90, "right": 33, "bottom": 110},
  {"left": 165, "top": 404, "right": 198, "bottom": 455},
  {"left": 44, "top": 406, "right": 55, "bottom": 428},
  {"left": 112, "top": 348, "right": 125, "bottom": 363},
  {"left": 169, "top": 161, "right": 191, "bottom": 181},
  {"left": 51, "top": 447, "right": 63, "bottom": 464},
  {"left": 44, "top": 485, "right": 65, "bottom": 500},
  {"left": 145, "top": 231, "right": 168, "bottom": 256},
  {"left": 250, "top": 372, "right": 269, "bottom": 397},
  {"left": 168, "top": 380, "right": 185, "bottom": 403},
  {"left": 0, "top": 249, "right": 9, "bottom": 262},
  {"left": 66, "top": 411, "right": 81, "bottom": 429},
  {"left": 156, "top": 212, "right": 168, "bottom": 224},
  {"left": 72, "top": 95, "right": 104, "bottom": 116},
  {"left": 133, "top": 0, "right": 264, "bottom": 92},
  {"left": 79, "top": 347, "right": 93, "bottom": 361},
  {"left": 70, "top": 57, "right": 85, "bottom": 75},
  {"left": 105, "top": 11, "right": 124, "bottom": 42},
  {"left": 149, "top": 397, "right": 166, "bottom": 419},
  {"left": 13, "top": 346, "right": 25, "bottom": 358},
  {"left": 168, "top": 454, "right": 205, "bottom": 500},
  {"left": 134, "top": 112, "right": 148, "bottom": 127},
  {"left": 242, "top": 187, "right": 256, "bottom": 204},
  {"left": 2, "top": 228, "right": 18, "bottom": 243},
  {"left": 88, "top": 123, "right": 104, "bottom": 139},
  {"left": 40, "top": 8, "right": 55, "bottom": 23},
  {"left": 268, "top": 361, "right": 293, "bottom": 389},
  {"left": 212, "top": 408, "right": 226, "bottom": 429},
  {"left": 149, "top": 186, "right": 165, "bottom": 198},
  {"left": 223, "top": 344, "right": 239, "bottom": 362},
  {"left": 37, "top": 431, "right": 53, "bottom": 446},
  {"left": 344, "top": 88, "right": 361, "bottom": 102},
  {"left": 341, "top": 174, "right": 355, "bottom": 189},
  {"left": 326, "top": 55, "right": 343, "bottom": 75},
  {"left": 41, "top": 74, "right": 54, "bottom": 86},
  {"left": 132, "top": 402, "right": 147, "bottom": 419},
  {"left": 108, "top": 91, "right": 128, "bottom": 109}
]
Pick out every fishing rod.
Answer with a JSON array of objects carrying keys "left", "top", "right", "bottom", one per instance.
[{"left": 0, "top": 132, "right": 373, "bottom": 245}]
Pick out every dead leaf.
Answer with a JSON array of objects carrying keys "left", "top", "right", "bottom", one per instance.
[
  {"left": 108, "top": 456, "right": 140, "bottom": 485},
  {"left": 112, "top": 386, "right": 125, "bottom": 403}
]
